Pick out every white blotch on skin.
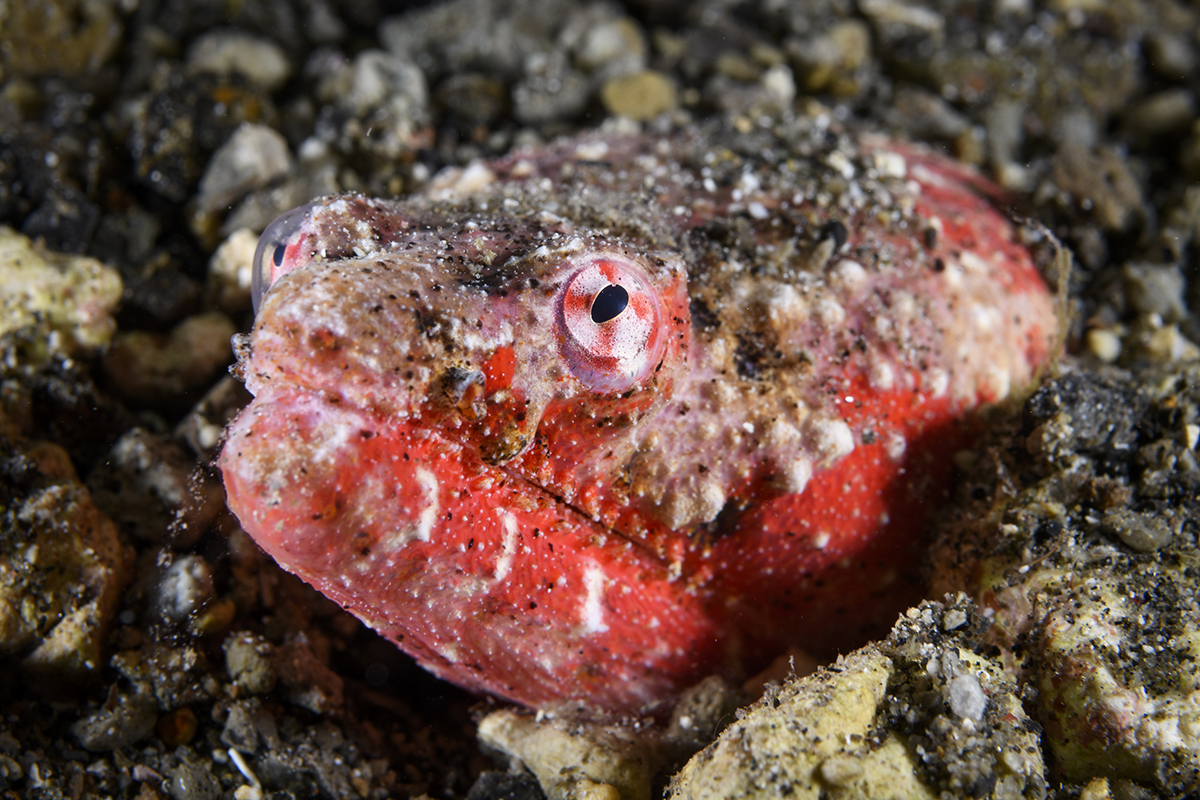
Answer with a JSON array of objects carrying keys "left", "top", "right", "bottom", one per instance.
[
  {"left": 960, "top": 251, "right": 990, "bottom": 274},
  {"left": 581, "top": 565, "right": 609, "bottom": 634},
  {"left": 868, "top": 358, "right": 895, "bottom": 392},
  {"left": 495, "top": 511, "right": 518, "bottom": 581},
  {"left": 924, "top": 368, "right": 950, "bottom": 397},
  {"left": 415, "top": 466, "right": 440, "bottom": 542}
]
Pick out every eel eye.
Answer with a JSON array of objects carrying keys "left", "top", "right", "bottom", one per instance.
[
  {"left": 252, "top": 202, "right": 321, "bottom": 312},
  {"left": 557, "top": 256, "right": 665, "bottom": 393}
]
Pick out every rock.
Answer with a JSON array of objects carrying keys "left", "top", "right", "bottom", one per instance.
[
  {"left": 70, "top": 687, "right": 158, "bottom": 751},
  {"left": 110, "top": 643, "right": 212, "bottom": 710},
  {"left": 1128, "top": 320, "right": 1200, "bottom": 363},
  {"left": 207, "top": 228, "right": 259, "bottom": 314},
  {"left": 435, "top": 73, "right": 511, "bottom": 132},
  {"left": 220, "top": 699, "right": 280, "bottom": 753},
  {"left": 313, "top": 49, "right": 431, "bottom": 166},
  {"left": 1144, "top": 31, "right": 1195, "bottom": 79},
  {"left": 931, "top": 364, "right": 1200, "bottom": 797},
  {"left": 0, "top": 0, "right": 123, "bottom": 78},
  {"left": 191, "top": 124, "right": 293, "bottom": 247},
  {"left": 670, "top": 598, "right": 1044, "bottom": 799},
  {"left": 465, "top": 772, "right": 545, "bottom": 800},
  {"left": 1122, "top": 261, "right": 1187, "bottom": 322},
  {"left": 317, "top": 49, "right": 428, "bottom": 119},
  {"left": 218, "top": 151, "right": 340, "bottom": 242},
  {"left": 885, "top": 86, "right": 969, "bottom": 141},
  {"left": 786, "top": 20, "right": 871, "bottom": 96},
  {"left": 19, "top": 186, "right": 100, "bottom": 254},
  {"left": 225, "top": 632, "right": 277, "bottom": 695},
  {"left": 175, "top": 375, "right": 253, "bottom": 460},
  {"left": 103, "top": 311, "right": 238, "bottom": 409},
  {"left": 513, "top": 51, "right": 590, "bottom": 125},
  {"left": 156, "top": 707, "right": 199, "bottom": 747},
  {"left": 703, "top": 65, "right": 795, "bottom": 116},
  {"left": 152, "top": 554, "right": 215, "bottom": 626},
  {"left": 1085, "top": 327, "right": 1122, "bottom": 363},
  {"left": 1123, "top": 89, "right": 1196, "bottom": 142},
  {"left": 478, "top": 709, "right": 657, "bottom": 800},
  {"left": 0, "top": 226, "right": 122, "bottom": 354},
  {"left": 1053, "top": 145, "right": 1145, "bottom": 232},
  {"left": 663, "top": 676, "right": 741, "bottom": 758},
  {"left": 1038, "top": 571, "right": 1200, "bottom": 789},
  {"left": 0, "top": 439, "right": 134, "bottom": 680},
  {"left": 600, "top": 70, "right": 678, "bottom": 121},
  {"left": 128, "top": 69, "right": 277, "bottom": 204},
  {"left": 570, "top": 16, "right": 646, "bottom": 76},
  {"left": 87, "top": 427, "right": 225, "bottom": 547},
  {"left": 1051, "top": 106, "right": 1100, "bottom": 150},
  {"left": 379, "top": 0, "right": 568, "bottom": 80},
  {"left": 859, "top": 0, "right": 944, "bottom": 43},
  {"left": 166, "top": 757, "right": 221, "bottom": 800},
  {"left": 274, "top": 635, "right": 344, "bottom": 714},
  {"left": 1100, "top": 509, "right": 1174, "bottom": 553},
  {"left": 946, "top": 673, "right": 986, "bottom": 721},
  {"left": 186, "top": 30, "right": 293, "bottom": 92},
  {"left": 1022, "top": 372, "right": 1146, "bottom": 463}
]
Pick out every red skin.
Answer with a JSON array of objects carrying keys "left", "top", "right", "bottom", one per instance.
[{"left": 221, "top": 127, "right": 1056, "bottom": 715}]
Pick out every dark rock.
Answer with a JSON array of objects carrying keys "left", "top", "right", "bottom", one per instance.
[{"left": 466, "top": 771, "right": 547, "bottom": 800}]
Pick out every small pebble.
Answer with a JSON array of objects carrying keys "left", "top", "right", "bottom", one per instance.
[
  {"left": 0, "top": 225, "right": 122, "bottom": 353},
  {"left": 156, "top": 707, "right": 199, "bottom": 747},
  {"left": 948, "top": 673, "right": 987, "bottom": 721},
  {"left": 573, "top": 16, "right": 646, "bottom": 74},
  {"left": 1101, "top": 509, "right": 1174, "bottom": 553},
  {"left": 1085, "top": 328, "right": 1122, "bottom": 363},
  {"left": 87, "top": 428, "right": 224, "bottom": 547},
  {"left": 175, "top": 376, "right": 254, "bottom": 459},
  {"left": 1124, "top": 89, "right": 1196, "bottom": 141},
  {"left": 600, "top": 70, "right": 678, "bottom": 120},
  {"left": 103, "top": 311, "right": 238, "bottom": 408},
  {"left": 318, "top": 50, "right": 428, "bottom": 118},
  {"left": 192, "top": 597, "right": 238, "bottom": 635},
  {"left": 207, "top": 228, "right": 259, "bottom": 313},
  {"left": 224, "top": 632, "right": 277, "bottom": 695},
  {"left": 942, "top": 608, "right": 969, "bottom": 631},
  {"left": 1123, "top": 262, "right": 1187, "bottom": 322},
  {"left": 818, "top": 755, "right": 865, "bottom": 785},
  {"left": 513, "top": 51, "right": 590, "bottom": 124},
  {"left": 70, "top": 690, "right": 158, "bottom": 752},
  {"left": 1053, "top": 146, "right": 1144, "bottom": 231},
  {"left": 191, "top": 124, "right": 293, "bottom": 246},
  {"left": 154, "top": 555, "right": 215, "bottom": 625},
  {"left": 166, "top": 759, "right": 220, "bottom": 800},
  {"left": 1145, "top": 31, "right": 1195, "bottom": 79},
  {"left": 186, "top": 30, "right": 292, "bottom": 91}
]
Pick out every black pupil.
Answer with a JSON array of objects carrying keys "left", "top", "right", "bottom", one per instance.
[
  {"left": 591, "top": 284, "right": 629, "bottom": 324},
  {"left": 273, "top": 243, "right": 287, "bottom": 266}
]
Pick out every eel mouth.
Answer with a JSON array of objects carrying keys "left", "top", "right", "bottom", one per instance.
[{"left": 219, "top": 385, "right": 728, "bottom": 713}]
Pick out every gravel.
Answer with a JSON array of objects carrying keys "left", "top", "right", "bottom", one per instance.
[{"left": 2, "top": 0, "right": 1200, "bottom": 797}]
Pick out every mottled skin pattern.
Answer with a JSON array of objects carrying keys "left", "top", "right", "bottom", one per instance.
[{"left": 220, "top": 119, "right": 1056, "bottom": 714}]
